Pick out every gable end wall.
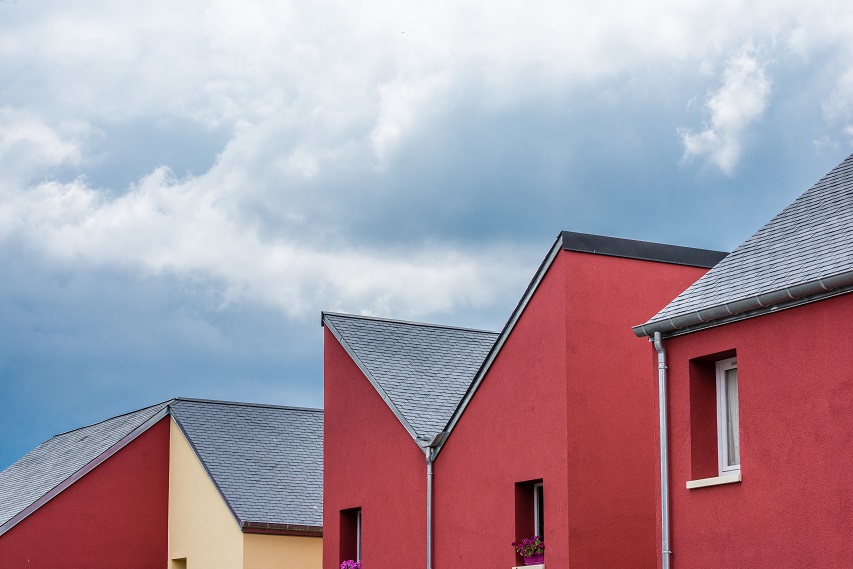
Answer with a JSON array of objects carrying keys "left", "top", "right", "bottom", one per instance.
[{"left": 0, "top": 417, "right": 170, "bottom": 569}]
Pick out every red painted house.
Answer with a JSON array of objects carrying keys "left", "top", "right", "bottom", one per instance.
[
  {"left": 0, "top": 402, "right": 171, "bottom": 568},
  {"left": 0, "top": 398, "right": 324, "bottom": 569},
  {"left": 323, "top": 231, "right": 726, "bottom": 569},
  {"left": 633, "top": 154, "right": 853, "bottom": 569}
]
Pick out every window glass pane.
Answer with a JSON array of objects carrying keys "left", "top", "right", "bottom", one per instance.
[
  {"left": 534, "top": 484, "right": 544, "bottom": 537},
  {"left": 725, "top": 368, "right": 739, "bottom": 466},
  {"left": 356, "top": 509, "right": 362, "bottom": 561}
]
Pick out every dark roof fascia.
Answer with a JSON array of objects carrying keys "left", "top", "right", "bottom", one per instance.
[
  {"left": 561, "top": 231, "right": 728, "bottom": 269},
  {"left": 321, "top": 313, "right": 424, "bottom": 449},
  {"left": 168, "top": 407, "right": 246, "bottom": 528},
  {"left": 435, "top": 230, "right": 727, "bottom": 458},
  {"left": 0, "top": 403, "right": 172, "bottom": 538},
  {"left": 634, "top": 270, "right": 853, "bottom": 338},
  {"left": 435, "top": 233, "right": 564, "bottom": 457},
  {"left": 241, "top": 521, "right": 323, "bottom": 537}
]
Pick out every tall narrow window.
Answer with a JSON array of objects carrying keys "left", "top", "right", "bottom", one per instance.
[
  {"left": 515, "top": 479, "right": 544, "bottom": 565},
  {"left": 340, "top": 507, "right": 362, "bottom": 564},
  {"left": 533, "top": 482, "right": 544, "bottom": 538},
  {"left": 716, "top": 358, "right": 740, "bottom": 475},
  {"left": 356, "top": 508, "right": 362, "bottom": 561}
]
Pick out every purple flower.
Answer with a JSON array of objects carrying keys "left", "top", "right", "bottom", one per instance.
[{"left": 512, "top": 535, "right": 545, "bottom": 557}]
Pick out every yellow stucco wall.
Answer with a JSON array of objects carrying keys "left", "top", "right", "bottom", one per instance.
[
  {"left": 243, "top": 533, "right": 323, "bottom": 569},
  {"left": 167, "top": 418, "right": 324, "bottom": 569},
  {"left": 168, "top": 418, "right": 244, "bottom": 569}
]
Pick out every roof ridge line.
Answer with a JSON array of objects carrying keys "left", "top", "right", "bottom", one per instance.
[
  {"left": 321, "top": 311, "right": 499, "bottom": 335},
  {"left": 0, "top": 405, "right": 171, "bottom": 538},
  {"left": 173, "top": 397, "right": 323, "bottom": 413},
  {"left": 51, "top": 399, "right": 174, "bottom": 438}
]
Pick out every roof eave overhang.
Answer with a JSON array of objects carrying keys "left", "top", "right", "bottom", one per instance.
[
  {"left": 241, "top": 521, "right": 323, "bottom": 537},
  {"left": 634, "top": 270, "right": 853, "bottom": 339}
]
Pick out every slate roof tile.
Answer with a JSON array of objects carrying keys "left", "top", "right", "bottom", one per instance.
[
  {"left": 0, "top": 402, "right": 169, "bottom": 528},
  {"left": 170, "top": 398, "right": 323, "bottom": 528},
  {"left": 323, "top": 313, "right": 498, "bottom": 440},
  {"left": 643, "top": 152, "right": 853, "bottom": 329},
  {"left": 0, "top": 398, "right": 324, "bottom": 532}
]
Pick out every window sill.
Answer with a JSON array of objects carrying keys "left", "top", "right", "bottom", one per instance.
[{"left": 686, "top": 472, "right": 741, "bottom": 489}]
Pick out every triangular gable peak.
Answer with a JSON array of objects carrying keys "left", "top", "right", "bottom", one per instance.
[
  {"left": 438, "top": 231, "right": 726, "bottom": 455},
  {"left": 0, "top": 401, "right": 171, "bottom": 537},
  {"left": 322, "top": 312, "right": 499, "bottom": 445},
  {"left": 169, "top": 398, "right": 323, "bottom": 534},
  {"left": 0, "top": 398, "right": 325, "bottom": 538},
  {"left": 635, "top": 152, "right": 853, "bottom": 338}
]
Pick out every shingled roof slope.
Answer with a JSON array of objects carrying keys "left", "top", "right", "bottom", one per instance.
[
  {"left": 170, "top": 398, "right": 323, "bottom": 529},
  {"left": 1, "top": 398, "right": 324, "bottom": 535},
  {"left": 0, "top": 401, "right": 169, "bottom": 530},
  {"left": 323, "top": 313, "right": 499, "bottom": 440},
  {"left": 636, "top": 152, "right": 853, "bottom": 336}
]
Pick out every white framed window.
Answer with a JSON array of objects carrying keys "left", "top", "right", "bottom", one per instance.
[
  {"left": 716, "top": 358, "right": 740, "bottom": 475},
  {"left": 356, "top": 508, "right": 362, "bottom": 561},
  {"left": 533, "top": 482, "right": 544, "bottom": 537}
]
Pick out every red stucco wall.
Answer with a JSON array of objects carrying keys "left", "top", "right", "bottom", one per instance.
[
  {"left": 658, "top": 293, "right": 853, "bottom": 568},
  {"left": 0, "top": 416, "right": 170, "bottom": 568},
  {"left": 323, "top": 328, "right": 428, "bottom": 569},
  {"left": 563, "top": 251, "right": 709, "bottom": 569},
  {"left": 434, "top": 250, "right": 570, "bottom": 568},
  {"left": 434, "top": 250, "right": 710, "bottom": 569}
]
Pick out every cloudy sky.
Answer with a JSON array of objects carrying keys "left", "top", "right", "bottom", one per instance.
[{"left": 1, "top": 0, "right": 852, "bottom": 468}]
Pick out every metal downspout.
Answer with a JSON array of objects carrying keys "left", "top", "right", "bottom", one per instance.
[
  {"left": 426, "top": 452, "right": 434, "bottom": 569},
  {"left": 419, "top": 431, "right": 446, "bottom": 569},
  {"left": 653, "top": 331, "right": 672, "bottom": 569}
]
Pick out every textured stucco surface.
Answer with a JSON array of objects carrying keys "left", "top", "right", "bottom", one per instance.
[
  {"left": 0, "top": 417, "right": 170, "bottom": 569},
  {"left": 243, "top": 533, "right": 322, "bottom": 569},
  {"left": 168, "top": 417, "right": 244, "bottom": 569},
  {"left": 658, "top": 293, "right": 853, "bottom": 569},
  {"left": 434, "top": 250, "right": 709, "bottom": 569},
  {"left": 323, "top": 327, "right": 429, "bottom": 569}
]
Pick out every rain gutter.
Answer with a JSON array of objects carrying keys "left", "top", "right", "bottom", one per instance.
[{"left": 634, "top": 270, "right": 853, "bottom": 338}]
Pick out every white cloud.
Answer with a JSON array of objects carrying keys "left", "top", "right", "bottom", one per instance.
[
  {"left": 1, "top": 157, "right": 531, "bottom": 320},
  {"left": 371, "top": 73, "right": 450, "bottom": 168},
  {"left": 679, "top": 50, "right": 772, "bottom": 175},
  {"left": 0, "top": 108, "right": 88, "bottom": 179},
  {"left": 823, "top": 68, "right": 853, "bottom": 134},
  {"left": 1, "top": 0, "right": 852, "bottom": 320}
]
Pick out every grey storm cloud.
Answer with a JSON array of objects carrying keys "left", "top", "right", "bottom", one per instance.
[{"left": 1, "top": 0, "right": 853, "bottom": 468}]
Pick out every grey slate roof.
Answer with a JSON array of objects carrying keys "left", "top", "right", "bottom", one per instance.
[
  {"left": 0, "top": 398, "right": 324, "bottom": 534},
  {"left": 170, "top": 398, "right": 323, "bottom": 528},
  {"left": 0, "top": 401, "right": 169, "bottom": 530},
  {"left": 636, "top": 152, "right": 853, "bottom": 336},
  {"left": 323, "top": 312, "right": 499, "bottom": 441}
]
